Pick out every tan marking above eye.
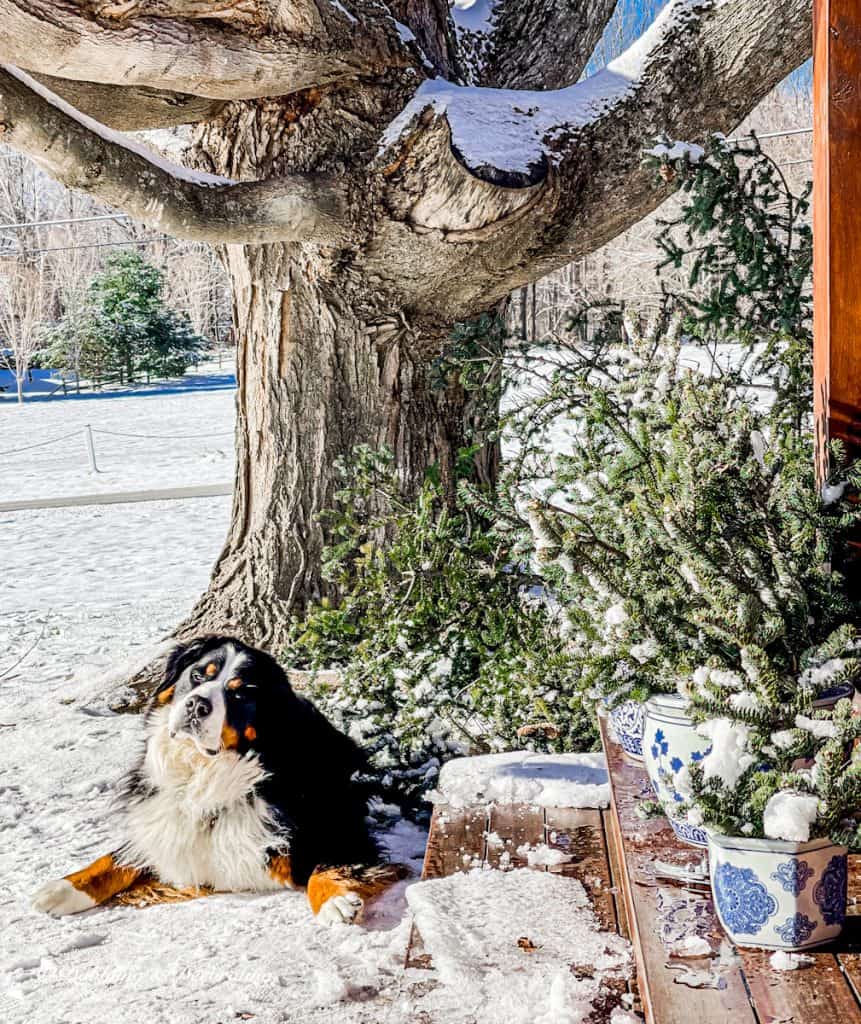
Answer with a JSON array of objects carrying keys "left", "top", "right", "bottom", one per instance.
[
  {"left": 244, "top": 725, "right": 257, "bottom": 742},
  {"left": 227, "top": 677, "right": 242, "bottom": 690},
  {"left": 156, "top": 685, "right": 175, "bottom": 705},
  {"left": 204, "top": 662, "right": 218, "bottom": 678}
]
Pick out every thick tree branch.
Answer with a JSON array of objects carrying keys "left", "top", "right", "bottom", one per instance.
[
  {"left": 0, "top": 0, "right": 412, "bottom": 100},
  {"left": 375, "top": 0, "right": 811, "bottom": 316},
  {"left": 481, "top": 0, "right": 618, "bottom": 90},
  {"left": 31, "top": 74, "right": 226, "bottom": 130},
  {"left": 81, "top": 0, "right": 324, "bottom": 34},
  {"left": 0, "top": 66, "right": 349, "bottom": 244}
]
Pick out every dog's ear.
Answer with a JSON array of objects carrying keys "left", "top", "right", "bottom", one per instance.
[{"left": 154, "top": 637, "right": 211, "bottom": 700}]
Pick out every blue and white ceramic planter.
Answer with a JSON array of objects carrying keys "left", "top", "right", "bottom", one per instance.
[
  {"left": 644, "top": 693, "right": 710, "bottom": 848},
  {"left": 608, "top": 699, "right": 645, "bottom": 762},
  {"left": 813, "top": 682, "right": 855, "bottom": 709},
  {"left": 708, "top": 832, "right": 848, "bottom": 950}
]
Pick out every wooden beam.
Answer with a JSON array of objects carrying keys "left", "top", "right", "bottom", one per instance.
[{"left": 813, "top": 0, "right": 861, "bottom": 481}]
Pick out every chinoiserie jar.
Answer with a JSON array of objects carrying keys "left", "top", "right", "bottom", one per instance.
[
  {"left": 643, "top": 693, "right": 710, "bottom": 847},
  {"left": 708, "top": 832, "right": 848, "bottom": 950},
  {"left": 607, "top": 699, "right": 645, "bottom": 762}
]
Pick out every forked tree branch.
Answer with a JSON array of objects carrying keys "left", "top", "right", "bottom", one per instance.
[
  {"left": 377, "top": 0, "right": 812, "bottom": 315},
  {"left": 32, "top": 74, "right": 227, "bottom": 130},
  {"left": 0, "top": 0, "right": 412, "bottom": 100},
  {"left": 0, "top": 66, "right": 349, "bottom": 244},
  {"left": 481, "top": 0, "right": 619, "bottom": 89}
]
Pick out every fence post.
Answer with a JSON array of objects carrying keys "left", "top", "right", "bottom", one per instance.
[{"left": 84, "top": 424, "right": 100, "bottom": 473}]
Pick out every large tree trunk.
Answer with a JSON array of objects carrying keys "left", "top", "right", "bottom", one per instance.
[{"left": 179, "top": 242, "right": 498, "bottom": 648}]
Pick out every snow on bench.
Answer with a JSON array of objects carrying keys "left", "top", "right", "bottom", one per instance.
[
  {"left": 406, "top": 749, "right": 634, "bottom": 1022},
  {"left": 428, "top": 750, "right": 611, "bottom": 810}
]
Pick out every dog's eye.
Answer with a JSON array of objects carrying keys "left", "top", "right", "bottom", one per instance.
[
  {"left": 190, "top": 668, "right": 204, "bottom": 683},
  {"left": 228, "top": 684, "right": 257, "bottom": 698}
]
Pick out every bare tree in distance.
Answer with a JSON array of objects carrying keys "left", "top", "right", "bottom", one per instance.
[
  {"left": 0, "top": 0, "right": 811, "bottom": 648},
  {"left": 516, "top": 78, "right": 815, "bottom": 344},
  {"left": 0, "top": 258, "right": 44, "bottom": 402}
]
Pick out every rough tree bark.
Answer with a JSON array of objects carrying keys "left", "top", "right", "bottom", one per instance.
[
  {"left": 181, "top": 241, "right": 494, "bottom": 639},
  {"left": 0, "top": 0, "right": 812, "bottom": 651}
]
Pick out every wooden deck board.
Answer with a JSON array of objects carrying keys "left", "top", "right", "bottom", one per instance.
[
  {"left": 405, "top": 798, "right": 629, "bottom": 1020},
  {"left": 546, "top": 806, "right": 618, "bottom": 934},
  {"left": 599, "top": 712, "right": 861, "bottom": 1024},
  {"left": 602, "top": 806, "right": 631, "bottom": 941}
]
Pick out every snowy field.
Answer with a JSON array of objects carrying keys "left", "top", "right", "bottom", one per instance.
[{"left": 1, "top": 365, "right": 236, "bottom": 502}]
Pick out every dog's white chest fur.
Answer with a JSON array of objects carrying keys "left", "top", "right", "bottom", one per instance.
[{"left": 122, "top": 709, "right": 285, "bottom": 891}]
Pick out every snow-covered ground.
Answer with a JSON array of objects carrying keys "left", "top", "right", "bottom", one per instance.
[
  {"left": 1, "top": 364, "right": 236, "bottom": 502},
  {"left": 1, "top": 374, "right": 627, "bottom": 1024}
]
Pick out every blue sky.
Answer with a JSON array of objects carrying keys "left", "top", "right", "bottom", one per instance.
[{"left": 589, "top": 0, "right": 811, "bottom": 92}]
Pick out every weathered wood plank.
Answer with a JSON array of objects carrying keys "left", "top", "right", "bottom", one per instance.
[
  {"left": 422, "top": 804, "right": 489, "bottom": 879},
  {"left": 405, "top": 803, "right": 489, "bottom": 970},
  {"left": 485, "top": 804, "right": 546, "bottom": 870},
  {"left": 599, "top": 714, "right": 759, "bottom": 1024},
  {"left": 740, "top": 948, "right": 861, "bottom": 1023},
  {"left": 545, "top": 806, "right": 618, "bottom": 934},
  {"left": 603, "top": 806, "right": 631, "bottom": 941}
]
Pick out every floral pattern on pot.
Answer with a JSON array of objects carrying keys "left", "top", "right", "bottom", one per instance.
[
  {"left": 649, "top": 728, "right": 709, "bottom": 803},
  {"left": 712, "top": 862, "right": 777, "bottom": 935},
  {"left": 608, "top": 699, "right": 644, "bottom": 760},
  {"left": 709, "top": 835, "right": 848, "bottom": 950},
  {"left": 814, "top": 856, "right": 848, "bottom": 926},
  {"left": 770, "top": 859, "right": 814, "bottom": 896},
  {"left": 774, "top": 913, "right": 817, "bottom": 946},
  {"left": 671, "top": 819, "right": 710, "bottom": 847},
  {"left": 643, "top": 696, "right": 711, "bottom": 848}
]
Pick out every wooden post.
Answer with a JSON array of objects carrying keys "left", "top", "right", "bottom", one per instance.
[{"left": 813, "top": 0, "right": 861, "bottom": 484}]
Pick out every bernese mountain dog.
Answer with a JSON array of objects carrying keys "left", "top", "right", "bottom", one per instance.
[{"left": 32, "top": 636, "right": 406, "bottom": 924}]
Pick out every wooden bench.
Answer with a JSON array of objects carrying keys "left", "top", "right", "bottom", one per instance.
[
  {"left": 405, "top": 799, "right": 637, "bottom": 1020},
  {"left": 598, "top": 712, "right": 861, "bottom": 1023}
]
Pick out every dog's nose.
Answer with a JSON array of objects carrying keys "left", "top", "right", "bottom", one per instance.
[{"left": 185, "top": 694, "right": 212, "bottom": 719}]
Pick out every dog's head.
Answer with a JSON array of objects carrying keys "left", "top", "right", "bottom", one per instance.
[{"left": 152, "top": 636, "right": 293, "bottom": 756}]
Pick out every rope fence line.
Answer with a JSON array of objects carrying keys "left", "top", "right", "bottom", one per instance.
[
  {"left": 0, "top": 429, "right": 82, "bottom": 458},
  {"left": 0, "top": 422, "right": 234, "bottom": 465}
]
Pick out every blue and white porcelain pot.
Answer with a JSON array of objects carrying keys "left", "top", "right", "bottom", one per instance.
[
  {"left": 608, "top": 699, "right": 645, "bottom": 762},
  {"left": 708, "top": 832, "right": 848, "bottom": 950},
  {"left": 813, "top": 682, "right": 855, "bottom": 709},
  {"left": 643, "top": 693, "right": 710, "bottom": 847}
]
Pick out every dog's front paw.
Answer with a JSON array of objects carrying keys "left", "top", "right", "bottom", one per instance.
[
  {"left": 316, "top": 892, "right": 363, "bottom": 926},
  {"left": 32, "top": 879, "right": 95, "bottom": 917}
]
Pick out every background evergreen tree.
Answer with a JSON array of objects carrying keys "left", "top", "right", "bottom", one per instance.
[{"left": 46, "top": 251, "right": 206, "bottom": 386}]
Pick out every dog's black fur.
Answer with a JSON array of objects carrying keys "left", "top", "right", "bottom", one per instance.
[{"left": 124, "top": 635, "right": 383, "bottom": 886}]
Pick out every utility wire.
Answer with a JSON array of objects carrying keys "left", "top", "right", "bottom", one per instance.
[
  {"left": 0, "top": 213, "right": 132, "bottom": 231},
  {"left": 1, "top": 236, "right": 168, "bottom": 258}
]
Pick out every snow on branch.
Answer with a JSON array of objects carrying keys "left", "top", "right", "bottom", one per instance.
[
  {"left": 382, "top": 0, "right": 718, "bottom": 183},
  {"left": 0, "top": 67, "right": 349, "bottom": 245},
  {"left": 0, "top": 0, "right": 413, "bottom": 100},
  {"left": 377, "top": 0, "right": 810, "bottom": 295}
]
